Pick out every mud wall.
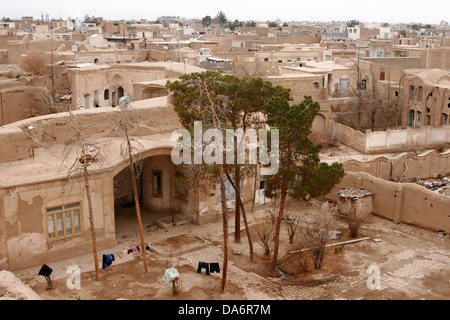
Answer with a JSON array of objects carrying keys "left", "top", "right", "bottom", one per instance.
[
  {"left": 328, "top": 171, "right": 450, "bottom": 233},
  {"left": 0, "top": 96, "right": 182, "bottom": 163},
  {"left": 333, "top": 121, "right": 450, "bottom": 154},
  {"left": 0, "top": 172, "right": 115, "bottom": 271},
  {"left": 342, "top": 150, "right": 450, "bottom": 181}
]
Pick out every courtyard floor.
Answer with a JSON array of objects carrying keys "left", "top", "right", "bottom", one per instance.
[{"left": 11, "top": 200, "right": 450, "bottom": 300}]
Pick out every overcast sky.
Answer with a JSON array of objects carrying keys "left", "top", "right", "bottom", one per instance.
[{"left": 2, "top": 0, "right": 449, "bottom": 25}]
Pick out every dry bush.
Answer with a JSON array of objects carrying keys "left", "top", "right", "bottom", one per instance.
[
  {"left": 339, "top": 198, "right": 365, "bottom": 238},
  {"left": 309, "top": 129, "right": 338, "bottom": 148},
  {"left": 257, "top": 218, "right": 275, "bottom": 257},
  {"left": 19, "top": 50, "right": 48, "bottom": 76},
  {"left": 300, "top": 215, "right": 332, "bottom": 270},
  {"left": 283, "top": 209, "right": 306, "bottom": 244}
]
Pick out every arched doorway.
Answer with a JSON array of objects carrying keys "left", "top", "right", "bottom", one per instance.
[
  {"left": 312, "top": 113, "right": 327, "bottom": 133},
  {"left": 112, "top": 149, "right": 192, "bottom": 240},
  {"left": 118, "top": 86, "right": 124, "bottom": 100},
  {"left": 104, "top": 89, "right": 110, "bottom": 106}
]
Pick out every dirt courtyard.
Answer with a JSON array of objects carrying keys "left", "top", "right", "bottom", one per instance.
[{"left": 17, "top": 199, "right": 449, "bottom": 301}]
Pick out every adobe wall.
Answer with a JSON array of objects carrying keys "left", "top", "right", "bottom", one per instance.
[
  {"left": 332, "top": 121, "right": 450, "bottom": 154},
  {"left": 7, "top": 39, "right": 75, "bottom": 64},
  {"left": 361, "top": 57, "right": 421, "bottom": 69},
  {"left": 342, "top": 150, "right": 450, "bottom": 182},
  {"left": 266, "top": 75, "right": 327, "bottom": 101},
  {"left": 260, "top": 35, "right": 321, "bottom": 45},
  {"left": 332, "top": 121, "right": 366, "bottom": 152},
  {"left": 0, "top": 97, "right": 181, "bottom": 163},
  {"left": 328, "top": 171, "right": 450, "bottom": 233},
  {"left": 67, "top": 65, "right": 168, "bottom": 108},
  {"left": 0, "top": 172, "right": 116, "bottom": 271},
  {"left": 364, "top": 126, "right": 450, "bottom": 154}
]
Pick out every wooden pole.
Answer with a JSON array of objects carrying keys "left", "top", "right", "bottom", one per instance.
[
  {"left": 289, "top": 237, "right": 371, "bottom": 254},
  {"left": 82, "top": 146, "right": 100, "bottom": 281},
  {"left": 126, "top": 132, "right": 149, "bottom": 274}
]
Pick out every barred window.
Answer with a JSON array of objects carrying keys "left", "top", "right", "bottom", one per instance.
[
  {"left": 153, "top": 170, "right": 163, "bottom": 197},
  {"left": 46, "top": 202, "right": 82, "bottom": 239}
]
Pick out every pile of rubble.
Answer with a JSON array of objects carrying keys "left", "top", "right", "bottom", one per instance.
[
  {"left": 422, "top": 177, "right": 449, "bottom": 196},
  {"left": 336, "top": 187, "right": 373, "bottom": 200}
]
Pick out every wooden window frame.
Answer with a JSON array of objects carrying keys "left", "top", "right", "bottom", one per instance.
[
  {"left": 152, "top": 170, "right": 163, "bottom": 197},
  {"left": 46, "top": 202, "right": 82, "bottom": 240}
]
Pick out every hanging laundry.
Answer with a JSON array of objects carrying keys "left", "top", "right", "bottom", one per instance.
[
  {"left": 209, "top": 263, "right": 220, "bottom": 274},
  {"left": 38, "top": 264, "right": 53, "bottom": 277},
  {"left": 102, "top": 254, "right": 115, "bottom": 269},
  {"left": 127, "top": 248, "right": 133, "bottom": 254},
  {"left": 145, "top": 245, "right": 150, "bottom": 251},
  {"left": 197, "top": 262, "right": 210, "bottom": 275},
  {"left": 132, "top": 246, "right": 140, "bottom": 252}
]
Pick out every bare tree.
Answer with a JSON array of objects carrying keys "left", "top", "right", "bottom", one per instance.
[
  {"left": 110, "top": 106, "right": 149, "bottom": 274},
  {"left": 257, "top": 218, "right": 275, "bottom": 257},
  {"left": 340, "top": 197, "right": 365, "bottom": 238},
  {"left": 301, "top": 215, "right": 332, "bottom": 270},
  {"left": 283, "top": 208, "right": 306, "bottom": 244},
  {"left": 61, "top": 114, "right": 111, "bottom": 281}
]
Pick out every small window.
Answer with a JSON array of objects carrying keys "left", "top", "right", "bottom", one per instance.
[
  {"left": 339, "top": 78, "right": 350, "bottom": 89},
  {"left": 278, "top": 60, "right": 282, "bottom": 64},
  {"left": 427, "top": 107, "right": 431, "bottom": 113},
  {"left": 152, "top": 170, "right": 162, "bottom": 197},
  {"left": 407, "top": 110, "right": 415, "bottom": 126},
  {"left": 419, "top": 86, "right": 423, "bottom": 101},
  {"left": 313, "top": 82, "right": 319, "bottom": 90},
  {"left": 264, "top": 58, "right": 269, "bottom": 62},
  {"left": 380, "top": 70, "right": 385, "bottom": 81},
  {"left": 46, "top": 203, "right": 82, "bottom": 239},
  {"left": 442, "top": 114, "right": 448, "bottom": 125},
  {"left": 175, "top": 171, "right": 188, "bottom": 201},
  {"left": 417, "top": 111, "right": 422, "bottom": 127},
  {"left": 395, "top": 91, "right": 399, "bottom": 97},
  {"left": 410, "top": 86, "right": 415, "bottom": 99}
]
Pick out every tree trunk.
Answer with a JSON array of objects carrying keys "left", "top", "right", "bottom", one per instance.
[
  {"left": 271, "top": 190, "right": 287, "bottom": 270},
  {"left": 126, "top": 133, "right": 148, "bottom": 274},
  {"left": 252, "top": 163, "right": 258, "bottom": 212},
  {"left": 225, "top": 171, "right": 254, "bottom": 262},
  {"left": 202, "top": 80, "right": 229, "bottom": 293},
  {"left": 234, "top": 164, "right": 241, "bottom": 243},
  {"left": 82, "top": 148, "right": 100, "bottom": 281},
  {"left": 218, "top": 171, "right": 229, "bottom": 293}
]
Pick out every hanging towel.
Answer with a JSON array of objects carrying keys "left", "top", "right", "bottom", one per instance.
[
  {"left": 38, "top": 264, "right": 53, "bottom": 277},
  {"left": 209, "top": 263, "right": 220, "bottom": 274},
  {"left": 102, "top": 254, "right": 115, "bottom": 269},
  {"left": 197, "top": 262, "right": 210, "bottom": 275}
]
